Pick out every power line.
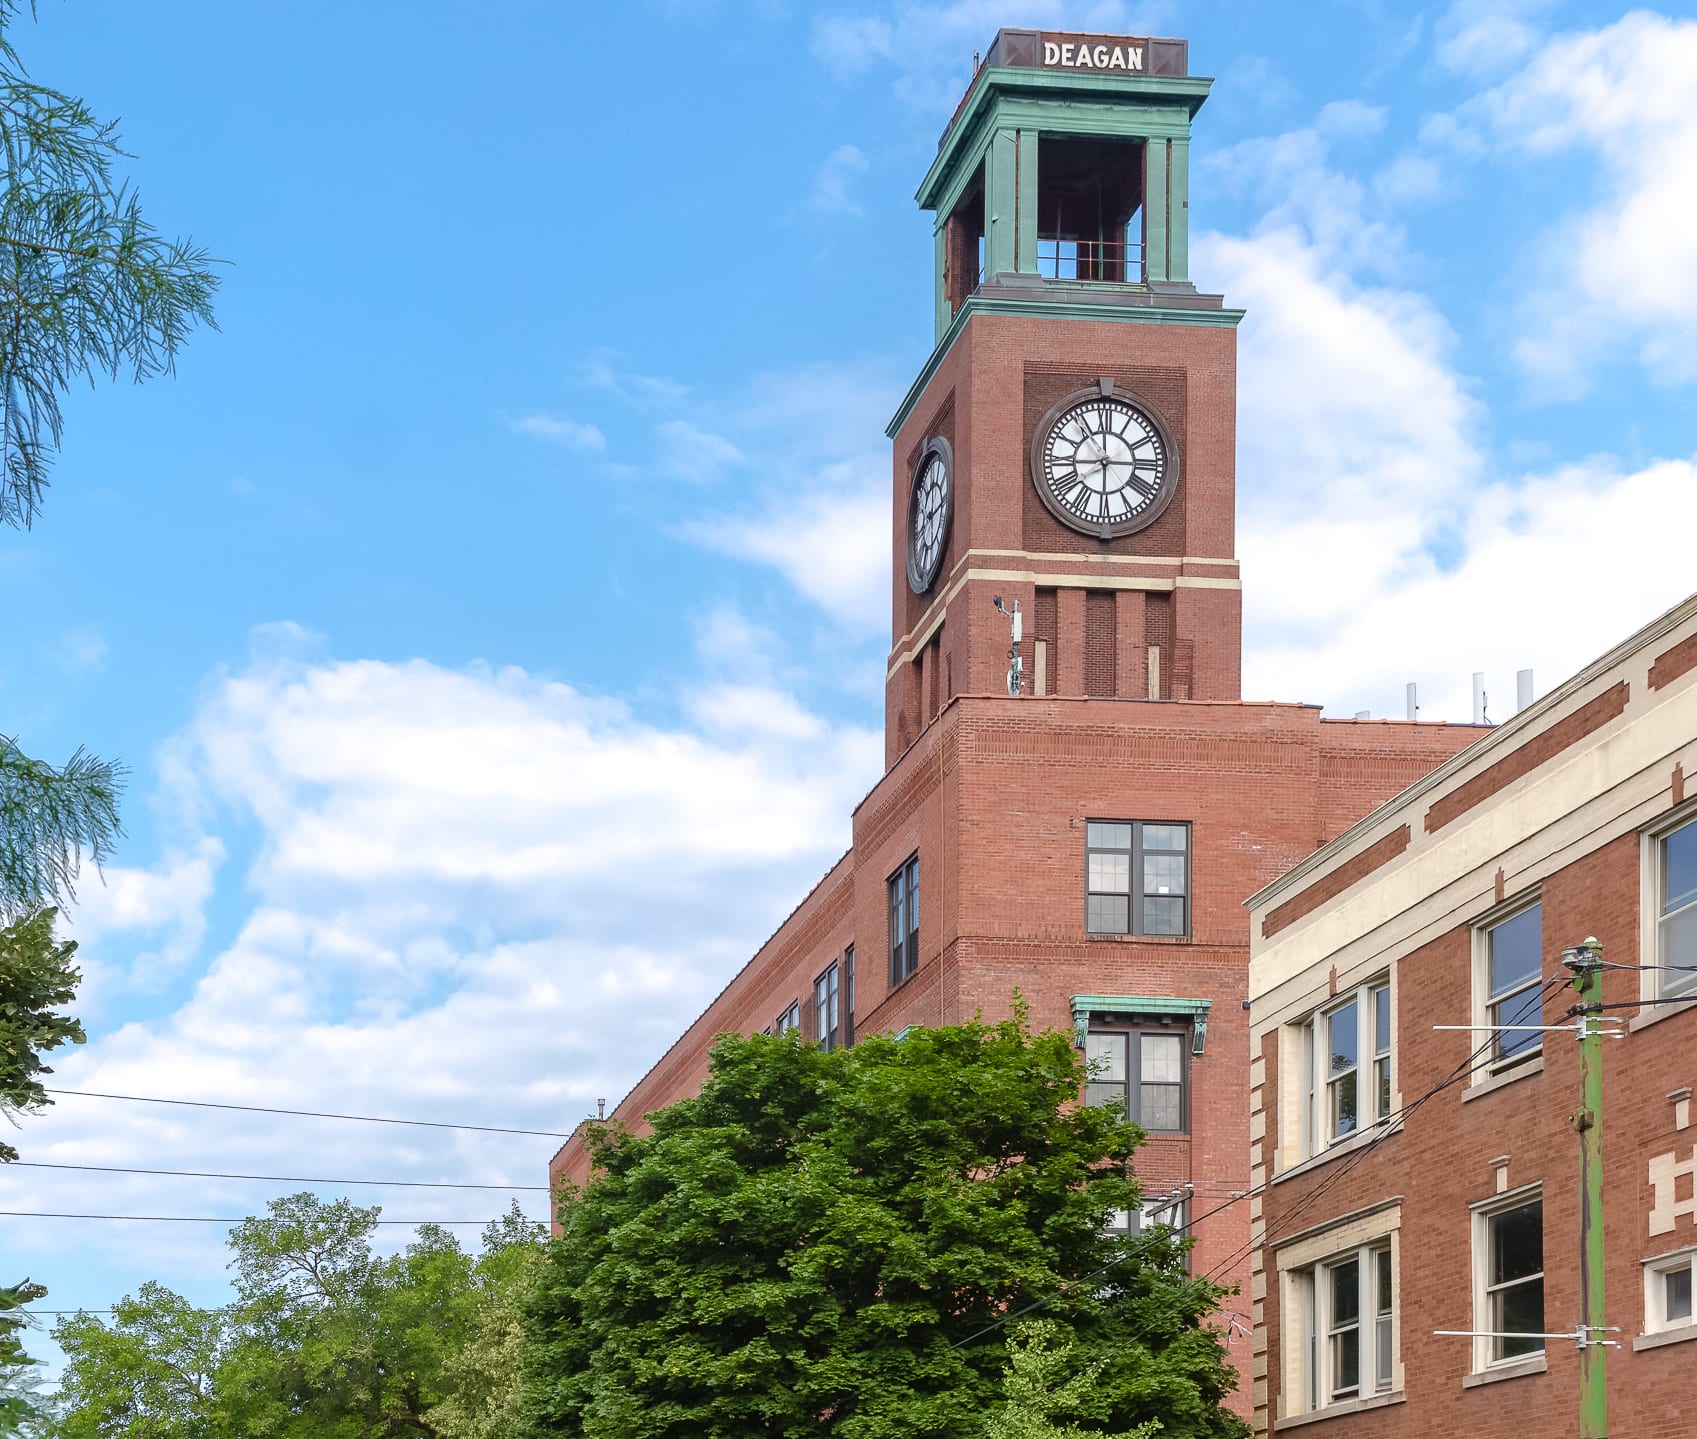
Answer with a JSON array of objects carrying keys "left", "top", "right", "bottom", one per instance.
[
  {"left": 10, "top": 1160, "right": 552, "bottom": 1191},
  {"left": 0, "top": 1209, "right": 511, "bottom": 1225},
  {"left": 43, "top": 1088, "right": 574, "bottom": 1139}
]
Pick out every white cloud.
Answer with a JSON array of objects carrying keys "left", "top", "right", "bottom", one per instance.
[
  {"left": 53, "top": 626, "right": 109, "bottom": 673},
  {"left": 811, "top": 143, "right": 870, "bottom": 216},
  {"left": 507, "top": 414, "right": 606, "bottom": 451},
  {"left": 13, "top": 628, "right": 881, "bottom": 1300},
  {"left": 1453, "top": 13, "right": 1697, "bottom": 394},
  {"left": 1435, "top": 0, "right": 1551, "bottom": 75},
  {"left": 657, "top": 419, "right": 744, "bottom": 483},
  {"left": 810, "top": 1, "right": 1177, "bottom": 107}
]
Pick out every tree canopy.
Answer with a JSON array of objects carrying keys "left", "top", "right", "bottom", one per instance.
[
  {"left": 520, "top": 1014, "right": 1248, "bottom": 1438},
  {"left": 48, "top": 1194, "right": 545, "bottom": 1439}
]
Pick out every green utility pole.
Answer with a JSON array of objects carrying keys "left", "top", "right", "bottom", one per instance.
[{"left": 1563, "top": 936, "right": 1607, "bottom": 1439}]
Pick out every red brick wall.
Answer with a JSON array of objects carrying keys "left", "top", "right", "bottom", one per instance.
[{"left": 1258, "top": 831, "right": 1697, "bottom": 1436}]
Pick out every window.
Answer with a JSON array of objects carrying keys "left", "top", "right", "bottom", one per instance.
[
  {"left": 774, "top": 1001, "right": 801, "bottom": 1035},
  {"left": 1293, "top": 1242, "right": 1395, "bottom": 1411},
  {"left": 1106, "top": 1193, "right": 1190, "bottom": 1237},
  {"left": 1655, "top": 816, "right": 1697, "bottom": 999},
  {"left": 1645, "top": 1249, "right": 1696, "bottom": 1334},
  {"left": 1473, "top": 1192, "right": 1544, "bottom": 1368},
  {"left": 888, "top": 855, "right": 920, "bottom": 986},
  {"left": 1085, "top": 1027, "right": 1187, "bottom": 1132},
  {"left": 1302, "top": 979, "right": 1392, "bottom": 1153},
  {"left": 843, "top": 944, "right": 855, "bottom": 1046},
  {"left": 1478, "top": 901, "right": 1544, "bottom": 1072},
  {"left": 1086, "top": 821, "right": 1190, "bottom": 937},
  {"left": 814, "top": 963, "right": 841, "bottom": 1051}
]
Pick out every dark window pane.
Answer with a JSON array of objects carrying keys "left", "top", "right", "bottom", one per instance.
[
  {"left": 1088, "top": 894, "right": 1130, "bottom": 934},
  {"left": 1376, "top": 1248, "right": 1392, "bottom": 1315},
  {"left": 1665, "top": 820, "right": 1697, "bottom": 915},
  {"left": 1666, "top": 1266, "right": 1693, "bottom": 1323},
  {"left": 1331, "top": 1070, "right": 1358, "bottom": 1137},
  {"left": 1376, "top": 1057, "right": 1391, "bottom": 1122},
  {"left": 1142, "top": 896, "right": 1185, "bottom": 935},
  {"left": 1489, "top": 906, "right": 1543, "bottom": 998},
  {"left": 1661, "top": 908, "right": 1697, "bottom": 994},
  {"left": 1494, "top": 986, "right": 1544, "bottom": 1061},
  {"left": 1328, "top": 1001, "right": 1358, "bottom": 1074},
  {"left": 1140, "top": 1083, "right": 1182, "bottom": 1131},
  {"left": 1086, "top": 1082, "right": 1127, "bottom": 1114},
  {"left": 1492, "top": 1202, "right": 1542, "bottom": 1285},
  {"left": 1374, "top": 986, "right": 1391, "bottom": 1054},
  {"left": 1144, "top": 854, "right": 1186, "bottom": 894},
  {"left": 1331, "top": 1328, "right": 1359, "bottom": 1396},
  {"left": 1330, "top": 1258, "right": 1360, "bottom": 1324},
  {"left": 1090, "top": 852, "right": 1131, "bottom": 893},
  {"left": 1498, "top": 1281, "right": 1544, "bottom": 1355},
  {"left": 1086, "top": 1032, "right": 1127, "bottom": 1080}
]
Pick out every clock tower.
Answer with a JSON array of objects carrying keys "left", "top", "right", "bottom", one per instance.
[{"left": 886, "top": 29, "right": 1242, "bottom": 766}]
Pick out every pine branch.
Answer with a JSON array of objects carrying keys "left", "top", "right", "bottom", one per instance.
[
  {"left": 0, "top": 0, "right": 221, "bottom": 528},
  {"left": 0, "top": 737, "right": 124, "bottom": 919}
]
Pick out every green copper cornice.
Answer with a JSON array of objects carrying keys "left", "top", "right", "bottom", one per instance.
[
  {"left": 886, "top": 293, "right": 1244, "bottom": 439},
  {"left": 919, "top": 68, "right": 1213, "bottom": 212}
]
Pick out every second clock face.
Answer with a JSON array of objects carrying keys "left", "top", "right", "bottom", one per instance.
[
  {"left": 906, "top": 436, "right": 953, "bottom": 594},
  {"left": 1032, "top": 389, "right": 1177, "bottom": 539}
]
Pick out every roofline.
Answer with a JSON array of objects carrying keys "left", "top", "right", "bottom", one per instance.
[{"left": 1245, "top": 585, "right": 1697, "bottom": 913}]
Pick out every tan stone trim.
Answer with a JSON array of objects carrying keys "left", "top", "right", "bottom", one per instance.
[{"left": 889, "top": 559, "right": 1242, "bottom": 673}]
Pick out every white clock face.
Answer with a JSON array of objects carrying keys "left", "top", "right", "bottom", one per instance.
[
  {"left": 1033, "top": 391, "right": 1176, "bottom": 538},
  {"left": 906, "top": 438, "right": 953, "bottom": 594}
]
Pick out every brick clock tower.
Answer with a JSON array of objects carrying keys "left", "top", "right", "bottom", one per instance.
[
  {"left": 887, "top": 29, "right": 1240, "bottom": 765},
  {"left": 551, "top": 31, "right": 1487, "bottom": 1425}
]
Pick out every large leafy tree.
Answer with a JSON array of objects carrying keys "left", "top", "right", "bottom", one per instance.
[
  {"left": 49, "top": 1195, "right": 546, "bottom": 1438},
  {"left": 520, "top": 1015, "right": 1248, "bottom": 1439}
]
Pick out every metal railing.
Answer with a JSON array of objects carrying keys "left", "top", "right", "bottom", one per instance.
[{"left": 1037, "top": 236, "right": 1144, "bottom": 285}]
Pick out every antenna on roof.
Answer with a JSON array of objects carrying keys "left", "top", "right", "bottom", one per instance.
[
  {"left": 1517, "top": 669, "right": 1534, "bottom": 713},
  {"left": 993, "top": 595, "right": 1023, "bottom": 695},
  {"left": 1473, "top": 672, "right": 1492, "bottom": 726},
  {"left": 596, "top": 1098, "right": 606, "bottom": 1121},
  {"left": 1406, "top": 682, "right": 1419, "bottom": 721}
]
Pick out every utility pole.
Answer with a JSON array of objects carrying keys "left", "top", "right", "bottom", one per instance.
[{"left": 1562, "top": 936, "right": 1607, "bottom": 1439}]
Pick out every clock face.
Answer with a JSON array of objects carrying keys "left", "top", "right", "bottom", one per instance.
[
  {"left": 1030, "top": 387, "right": 1178, "bottom": 539},
  {"left": 906, "top": 436, "right": 954, "bottom": 594}
]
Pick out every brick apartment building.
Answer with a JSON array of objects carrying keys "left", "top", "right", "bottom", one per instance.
[
  {"left": 550, "top": 29, "right": 1487, "bottom": 1415},
  {"left": 1245, "top": 592, "right": 1697, "bottom": 1435}
]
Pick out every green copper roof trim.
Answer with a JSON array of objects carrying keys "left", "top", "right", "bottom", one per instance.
[
  {"left": 921, "top": 67, "right": 1213, "bottom": 210},
  {"left": 1071, "top": 995, "right": 1212, "bottom": 1056},
  {"left": 886, "top": 295, "right": 1245, "bottom": 438}
]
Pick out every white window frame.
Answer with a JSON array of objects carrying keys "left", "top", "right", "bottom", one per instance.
[
  {"left": 1470, "top": 1184, "right": 1545, "bottom": 1373},
  {"left": 1644, "top": 1244, "right": 1697, "bottom": 1335},
  {"left": 1644, "top": 808, "right": 1697, "bottom": 1005},
  {"left": 1287, "top": 1239, "right": 1396, "bottom": 1414},
  {"left": 1300, "top": 977, "right": 1393, "bottom": 1159},
  {"left": 1471, "top": 894, "right": 1544, "bottom": 1081}
]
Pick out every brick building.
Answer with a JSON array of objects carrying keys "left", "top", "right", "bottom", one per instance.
[
  {"left": 1245, "top": 592, "right": 1697, "bottom": 1435},
  {"left": 550, "top": 29, "right": 1485, "bottom": 1415}
]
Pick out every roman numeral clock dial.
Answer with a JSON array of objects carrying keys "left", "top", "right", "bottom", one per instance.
[
  {"left": 906, "top": 436, "right": 954, "bottom": 594},
  {"left": 1030, "top": 385, "right": 1179, "bottom": 539}
]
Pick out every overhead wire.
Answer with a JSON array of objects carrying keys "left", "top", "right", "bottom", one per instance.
[
  {"left": 9, "top": 1160, "right": 551, "bottom": 1191},
  {"left": 41, "top": 1088, "right": 574, "bottom": 1138}
]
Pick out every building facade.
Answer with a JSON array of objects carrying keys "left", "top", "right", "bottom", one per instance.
[
  {"left": 1246, "top": 594, "right": 1697, "bottom": 1436},
  {"left": 550, "top": 30, "right": 1487, "bottom": 1417}
]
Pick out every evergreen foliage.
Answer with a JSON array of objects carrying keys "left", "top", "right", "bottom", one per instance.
[
  {"left": 0, "top": 0, "right": 220, "bottom": 529},
  {"left": 520, "top": 1014, "right": 1248, "bottom": 1438}
]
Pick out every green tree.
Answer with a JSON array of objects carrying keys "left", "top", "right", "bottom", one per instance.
[
  {"left": 520, "top": 1014, "right": 1247, "bottom": 1439},
  {"left": 987, "top": 1322, "right": 1160, "bottom": 1439},
  {"left": 48, "top": 1195, "right": 546, "bottom": 1438}
]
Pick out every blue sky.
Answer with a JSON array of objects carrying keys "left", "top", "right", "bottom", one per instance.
[{"left": 7, "top": 0, "right": 1697, "bottom": 1375}]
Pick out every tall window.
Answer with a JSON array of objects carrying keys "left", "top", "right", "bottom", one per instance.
[
  {"left": 1086, "top": 821, "right": 1190, "bottom": 937},
  {"left": 1084, "top": 1027, "right": 1186, "bottom": 1132},
  {"left": 1656, "top": 816, "right": 1697, "bottom": 998},
  {"left": 1474, "top": 1193, "right": 1544, "bottom": 1367},
  {"left": 1295, "top": 1242, "right": 1395, "bottom": 1411},
  {"left": 1481, "top": 902, "right": 1543, "bottom": 1071},
  {"left": 888, "top": 855, "right": 920, "bottom": 986},
  {"left": 774, "top": 1001, "right": 801, "bottom": 1035},
  {"left": 843, "top": 944, "right": 855, "bottom": 1046},
  {"left": 814, "top": 963, "right": 840, "bottom": 1051},
  {"left": 1304, "top": 979, "right": 1392, "bottom": 1153},
  {"left": 1106, "top": 1194, "right": 1190, "bottom": 1238}
]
